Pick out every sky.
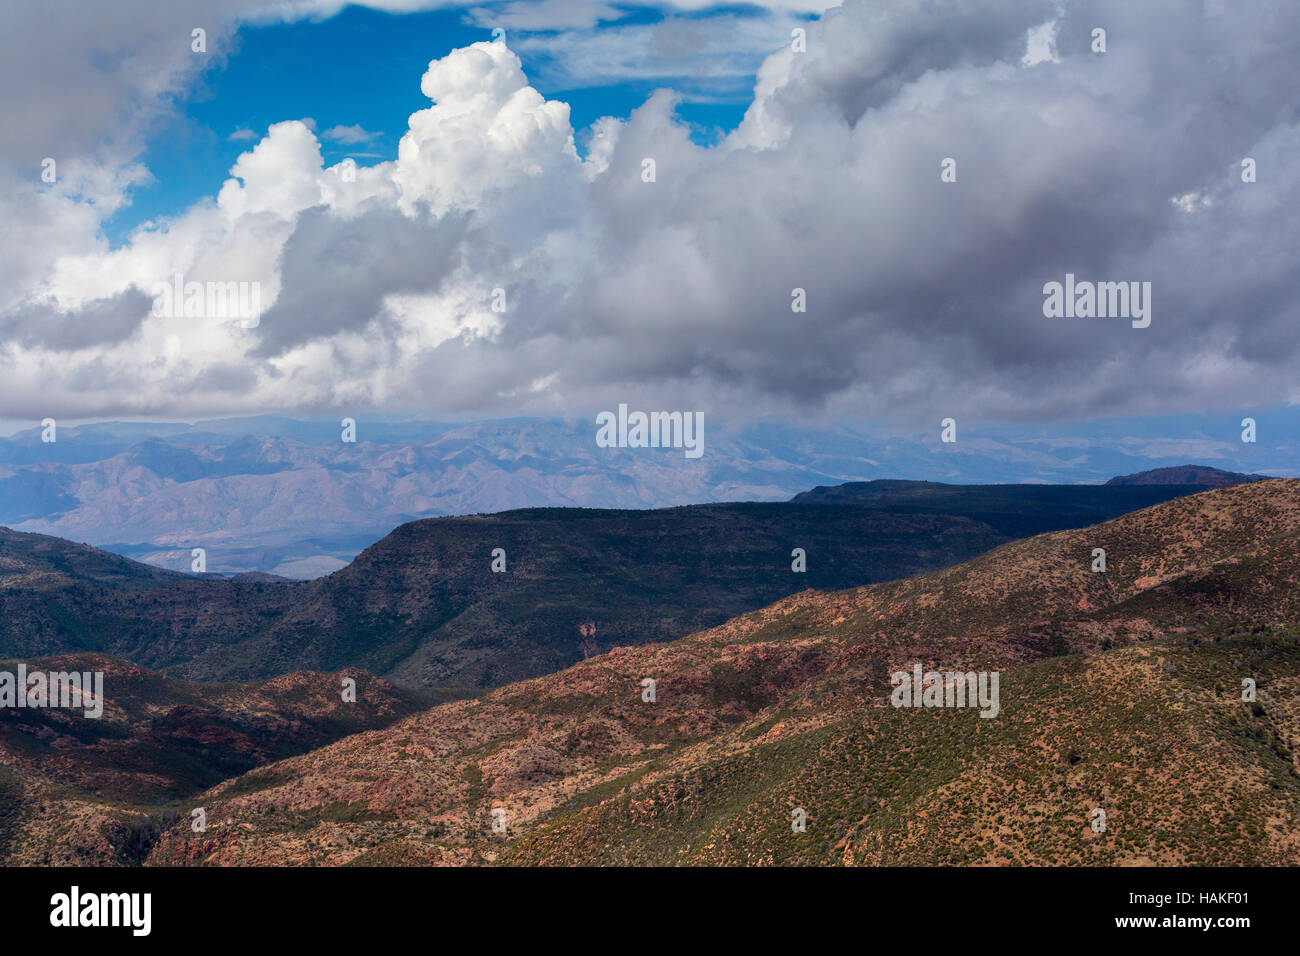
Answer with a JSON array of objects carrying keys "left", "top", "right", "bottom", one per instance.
[
  {"left": 101, "top": 3, "right": 780, "bottom": 243},
  {"left": 1, "top": 0, "right": 1299, "bottom": 438}
]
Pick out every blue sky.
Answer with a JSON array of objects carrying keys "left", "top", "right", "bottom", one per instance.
[{"left": 104, "top": 3, "right": 783, "bottom": 245}]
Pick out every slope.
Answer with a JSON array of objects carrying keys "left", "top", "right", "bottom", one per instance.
[
  {"left": 0, "top": 479, "right": 1222, "bottom": 690},
  {"left": 141, "top": 480, "right": 1300, "bottom": 866}
]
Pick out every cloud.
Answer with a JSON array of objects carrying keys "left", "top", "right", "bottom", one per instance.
[
  {"left": 229, "top": 127, "right": 258, "bottom": 141},
  {"left": 506, "top": 9, "right": 815, "bottom": 100},
  {"left": 465, "top": 0, "right": 624, "bottom": 32},
  {"left": 465, "top": 0, "right": 828, "bottom": 34},
  {"left": 2, "top": 0, "right": 1300, "bottom": 429},
  {"left": 0, "top": 289, "right": 154, "bottom": 351},
  {"left": 321, "top": 124, "right": 381, "bottom": 144},
  {"left": 251, "top": 205, "right": 471, "bottom": 355}
]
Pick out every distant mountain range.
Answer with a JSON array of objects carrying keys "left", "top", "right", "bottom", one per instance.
[
  {"left": 0, "top": 473, "right": 1246, "bottom": 691},
  {"left": 0, "top": 415, "right": 1291, "bottom": 576}
]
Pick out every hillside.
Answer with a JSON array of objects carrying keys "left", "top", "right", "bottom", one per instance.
[
  {"left": 139, "top": 481, "right": 1300, "bottom": 866},
  {"left": 0, "top": 655, "right": 429, "bottom": 865},
  {"left": 230, "top": 502, "right": 1045, "bottom": 688},
  {"left": 0, "top": 526, "right": 301, "bottom": 672},
  {"left": 503, "top": 635, "right": 1300, "bottom": 866},
  {"left": 3, "top": 480, "right": 1214, "bottom": 690}
]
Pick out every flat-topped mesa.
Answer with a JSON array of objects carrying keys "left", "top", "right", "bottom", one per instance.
[{"left": 1104, "top": 465, "right": 1275, "bottom": 487}]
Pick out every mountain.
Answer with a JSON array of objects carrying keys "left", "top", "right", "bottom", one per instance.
[
  {"left": 0, "top": 655, "right": 431, "bottom": 865},
  {"left": 0, "top": 526, "right": 301, "bottom": 669},
  {"left": 0, "top": 479, "right": 1220, "bottom": 690},
  {"left": 133, "top": 480, "right": 1300, "bottom": 866},
  {"left": 0, "top": 655, "right": 430, "bottom": 804},
  {"left": 1, "top": 416, "right": 1293, "bottom": 576},
  {"left": 1104, "top": 465, "right": 1274, "bottom": 487},
  {"left": 787, "top": 478, "right": 1225, "bottom": 536}
]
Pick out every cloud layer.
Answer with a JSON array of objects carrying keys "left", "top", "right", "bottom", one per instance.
[{"left": 3, "top": 0, "right": 1299, "bottom": 425}]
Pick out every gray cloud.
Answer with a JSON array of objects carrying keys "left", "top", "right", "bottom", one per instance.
[
  {"left": 0, "top": 289, "right": 152, "bottom": 351},
  {"left": 252, "top": 205, "right": 473, "bottom": 355}
]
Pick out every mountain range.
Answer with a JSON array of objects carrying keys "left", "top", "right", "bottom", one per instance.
[
  {"left": 0, "top": 478, "right": 1289, "bottom": 865},
  {"left": 0, "top": 473, "right": 1260, "bottom": 691},
  {"left": 1, "top": 416, "right": 1293, "bottom": 577},
  {"left": 1, "top": 470, "right": 1297, "bottom": 865}
]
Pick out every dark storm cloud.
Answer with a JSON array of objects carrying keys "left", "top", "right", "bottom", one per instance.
[
  {"left": 0, "top": 289, "right": 153, "bottom": 351},
  {"left": 251, "top": 206, "right": 472, "bottom": 356}
]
